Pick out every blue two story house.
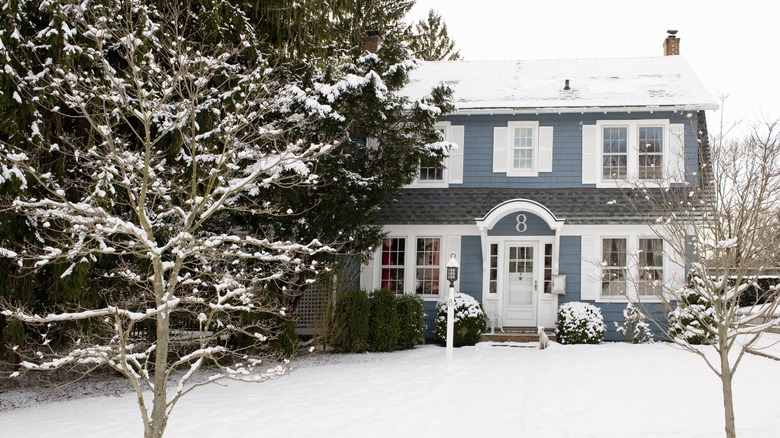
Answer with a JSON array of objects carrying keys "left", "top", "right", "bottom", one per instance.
[{"left": 357, "top": 32, "right": 718, "bottom": 340}]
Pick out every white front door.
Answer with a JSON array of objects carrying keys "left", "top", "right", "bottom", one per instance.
[{"left": 503, "top": 243, "right": 538, "bottom": 327}]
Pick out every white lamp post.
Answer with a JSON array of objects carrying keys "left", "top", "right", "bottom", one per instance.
[{"left": 445, "top": 253, "right": 459, "bottom": 361}]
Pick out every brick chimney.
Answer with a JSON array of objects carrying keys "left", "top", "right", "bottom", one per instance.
[
  {"left": 362, "top": 30, "right": 381, "bottom": 53},
  {"left": 663, "top": 30, "right": 680, "bottom": 56}
]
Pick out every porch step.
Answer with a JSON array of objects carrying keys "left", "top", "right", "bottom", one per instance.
[{"left": 481, "top": 329, "right": 557, "bottom": 343}]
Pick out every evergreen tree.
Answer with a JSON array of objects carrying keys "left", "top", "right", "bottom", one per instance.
[{"left": 407, "top": 9, "right": 462, "bottom": 61}]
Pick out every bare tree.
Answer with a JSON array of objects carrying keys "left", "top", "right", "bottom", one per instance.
[
  {"left": 0, "top": 1, "right": 388, "bottom": 437},
  {"left": 621, "top": 113, "right": 780, "bottom": 438}
]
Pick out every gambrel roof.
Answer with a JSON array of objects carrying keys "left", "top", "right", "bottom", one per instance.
[{"left": 404, "top": 56, "right": 718, "bottom": 113}]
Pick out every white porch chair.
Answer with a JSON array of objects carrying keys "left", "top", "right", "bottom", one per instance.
[{"left": 483, "top": 301, "right": 503, "bottom": 334}]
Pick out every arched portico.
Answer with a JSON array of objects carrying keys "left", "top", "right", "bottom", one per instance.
[{"left": 475, "top": 199, "right": 566, "bottom": 329}]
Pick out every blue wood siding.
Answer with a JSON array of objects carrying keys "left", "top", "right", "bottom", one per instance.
[
  {"left": 557, "top": 236, "right": 582, "bottom": 303},
  {"left": 442, "top": 111, "right": 696, "bottom": 189},
  {"left": 460, "top": 236, "right": 483, "bottom": 301},
  {"left": 487, "top": 211, "right": 554, "bottom": 236}
]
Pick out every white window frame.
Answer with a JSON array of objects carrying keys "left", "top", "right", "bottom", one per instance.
[
  {"left": 410, "top": 121, "right": 450, "bottom": 188},
  {"left": 414, "top": 236, "right": 442, "bottom": 297},
  {"left": 507, "top": 121, "right": 539, "bottom": 177},
  {"left": 595, "top": 119, "right": 670, "bottom": 187},
  {"left": 637, "top": 237, "right": 664, "bottom": 296},
  {"left": 380, "top": 237, "right": 406, "bottom": 294},
  {"left": 638, "top": 126, "right": 664, "bottom": 180},
  {"left": 601, "top": 237, "right": 628, "bottom": 298}
]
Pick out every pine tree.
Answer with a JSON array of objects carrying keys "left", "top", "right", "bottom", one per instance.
[{"left": 407, "top": 9, "right": 462, "bottom": 61}]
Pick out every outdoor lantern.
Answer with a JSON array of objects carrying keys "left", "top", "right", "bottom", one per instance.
[
  {"left": 445, "top": 253, "right": 459, "bottom": 361},
  {"left": 446, "top": 253, "right": 459, "bottom": 287}
]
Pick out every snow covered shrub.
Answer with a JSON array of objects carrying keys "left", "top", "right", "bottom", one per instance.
[
  {"left": 668, "top": 281, "right": 716, "bottom": 345},
  {"left": 331, "top": 289, "right": 370, "bottom": 353},
  {"left": 556, "top": 302, "right": 606, "bottom": 344},
  {"left": 614, "top": 303, "right": 653, "bottom": 343},
  {"left": 434, "top": 293, "right": 486, "bottom": 347},
  {"left": 368, "top": 289, "right": 400, "bottom": 352},
  {"left": 396, "top": 294, "right": 425, "bottom": 350}
]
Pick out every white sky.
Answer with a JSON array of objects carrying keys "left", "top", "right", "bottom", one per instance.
[{"left": 408, "top": 0, "right": 780, "bottom": 138}]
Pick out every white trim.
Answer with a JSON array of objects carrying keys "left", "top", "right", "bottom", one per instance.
[
  {"left": 592, "top": 119, "right": 678, "bottom": 188},
  {"left": 408, "top": 121, "right": 466, "bottom": 188},
  {"left": 506, "top": 121, "right": 539, "bottom": 177},
  {"left": 476, "top": 198, "right": 565, "bottom": 232},
  {"left": 447, "top": 105, "right": 718, "bottom": 116}
]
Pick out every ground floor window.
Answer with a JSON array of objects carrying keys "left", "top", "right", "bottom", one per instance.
[
  {"left": 489, "top": 243, "right": 498, "bottom": 294},
  {"left": 381, "top": 238, "right": 405, "bottom": 293},
  {"left": 638, "top": 238, "right": 664, "bottom": 295},
  {"left": 415, "top": 237, "right": 440, "bottom": 295},
  {"left": 602, "top": 238, "right": 627, "bottom": 296},
  {"left": 544, "top": 243, "right": 553, "bottom": 294}
]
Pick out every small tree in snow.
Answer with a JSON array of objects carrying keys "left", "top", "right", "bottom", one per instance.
[
  {"left": 0, "top": 1, "right": 448, "bottom": 437},
  {"left": 614, "top": 302, "right": 653, "bottom": 343},
  {"left": 621, "top": 113, "right": 780, "bottom": 438}
]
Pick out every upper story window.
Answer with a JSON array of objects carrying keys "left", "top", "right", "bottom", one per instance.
[
  {"left": 408, "top": 122, "right": 464, "bottom": 187},
  {"left": 582, "top": 119, "right": 685, "bottom": 187},
  {"left": 638, "top": 126, "right": 664, "bottom": 180},
  {"left": 418, "top": 127, "right": 446, "bottom": 181},
  {"left": 602, "top": 127, "right": 628, "bottom": 180},
  {"left": 493, "top": 121, "right": 553, "bottom": 177},
  {"left": 512, "top": 126, "right": 535, "bottom": 172}
]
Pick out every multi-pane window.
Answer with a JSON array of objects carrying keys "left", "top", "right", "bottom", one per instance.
[
  {"left": 512, "top": 127, "right": 534, "bottom": 171},
  {"left": 489, "top": 243, "right": 498, "bottom": 294},
  {"left": 415, "top": 238, "right": 440, "bottom": 295},
  {"left": 602, "top": 127, "right": 628, "bottom": 180},
  {"left": 638, "top": 238, "right": 664, "bottom": 295},
  {"left": 602, "top": 238, "right": 627, "bottom": 296},
  {"left": 544, "top": 243, "right": 553, "bottom": 294},
  {"left": 419, "top": 128, "right": 445, "bottom": 181},
  {"left": 639, "top": 127, "right": 663, "bottom": 179},
  {"left": 380, "top": 238, "right": 405, "bottom": 293}
]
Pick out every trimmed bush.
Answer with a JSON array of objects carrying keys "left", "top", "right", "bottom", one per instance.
[
  {"left": 668, "top": 282, "right": 716, "bottom": 345},
  {"left": 368, "top": 289, "right": 400, "bottom": 352},
  {"left": 330, "top": 289, "right": 370, "bottom": 353},
  {"left": 434, "top": 293, "right": 485, "bottom": 347},
  {"left": 396, "top": 294, "right": 425, "bottom": 350},
  {"left": 556, "top": 302, "right": 606, "bottom": 344}
]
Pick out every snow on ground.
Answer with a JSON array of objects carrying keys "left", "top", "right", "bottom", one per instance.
[{"left": 2, "top": 339, "right": 780, "bottom": 438}]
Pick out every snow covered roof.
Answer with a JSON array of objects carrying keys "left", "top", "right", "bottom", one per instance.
[{"left": 403, "top": 56, "right": 719, "bottom": 113}]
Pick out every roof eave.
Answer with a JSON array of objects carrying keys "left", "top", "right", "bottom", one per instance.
[{"left": 448, "top": 104, "right": 720, "bottom": 116}]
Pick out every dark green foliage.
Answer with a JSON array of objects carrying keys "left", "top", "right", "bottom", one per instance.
[
  {"left": 270, "top": 319, "right": 300, "bottom": 357},
  {"left": 406, "top": 9, "right": 462, "bottom": 61},
  {"left": 556, "top": 302, "right": 606, "bottom": 345},
  {"left": 668, "top": 286, "right": 716, "bottom": 345},
  {"left": 331, "top": 289, "right": 370, "bottom": 353},
  {"left": 434, "top": 293, "right": 485, "bottom": 347},
  {"left": 396, "top": 294, "right": 425, "bottom": 349},
  {"left": 367, "top": 289, "right": 399, "bottom": 352}
]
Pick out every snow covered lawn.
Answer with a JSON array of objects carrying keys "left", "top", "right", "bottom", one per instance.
[{"left": 2, "top": 341, "right": 780, "bottom": 437}]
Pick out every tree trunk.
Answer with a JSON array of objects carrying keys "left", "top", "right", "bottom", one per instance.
[
  {"left": 146, "top": 310, "right": 171, "bottom": 438},
  {"left": 720, "top": 351, "right": 737, "bottom": 438}
]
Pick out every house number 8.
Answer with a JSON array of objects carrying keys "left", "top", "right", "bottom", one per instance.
[{"left": 515, "top": 214, "right": 527, "bottom": 232}]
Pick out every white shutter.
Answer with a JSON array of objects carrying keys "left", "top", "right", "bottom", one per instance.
[
  {"left": 446, "top": 235, "right": 462, "bottom": 291},
  {"left": 580, "top": 235, "right": 600, "bottom": 300},
  {"left": 538, "top": 126, "right": 554, "bottom": 172},
  {"left": 665, "top": 243, "right": 686, "bottom": 294},
  {"left": 666, "top": 123, "right": 686, "bottom": 183},
  {"left": 582, "top": 125, "right": 598, "bottom": 184},
  {"left": 448, "top": 125, "right": 465, "bottom": 184},
  {"left": 493, "top": 127, "right": 508, "bottom": 173},
  {"left": 360, "top": 249, "right": 377, "bottom": 290}
]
